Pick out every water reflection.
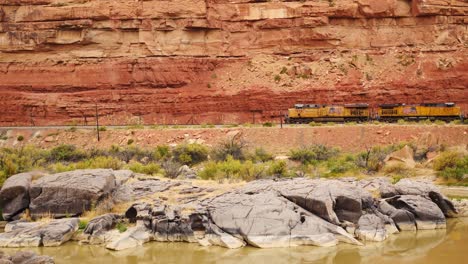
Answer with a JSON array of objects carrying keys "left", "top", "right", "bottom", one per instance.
[{"left": 1, "top": 218, "right": 467, "bottom": 264}]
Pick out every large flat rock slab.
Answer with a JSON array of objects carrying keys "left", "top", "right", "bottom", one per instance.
[{"left": 29, "top": 169, "right": 117, "bottom": 218}]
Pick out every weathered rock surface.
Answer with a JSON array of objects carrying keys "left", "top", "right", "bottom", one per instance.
[
  {"left": 83, "top": 214, "right": 120, "bottom": 236},
  {"left": 29, "top": 169, "right": 117, "bottom": 218},
  {"left": 387, "top": 195, "right": 446, "bottom": 230},
  {"left": 0, "top": 0, "right": 466, "bottom": 126},
  {"left": 0, "top": 173, "right": 33, "bottom": 221},
  {"left": 355, "top": 214, "right": 388, "bottom": 242},
  {"left": 0, "top": 218, "right": 79, "bottom": 248},
  {"left": 0, "top": 251, "right": 54, "bottom": 264},
  {"left": 1, "top": 170, "right": 465, "bottom": 251},
  {"left": 208, "top": 190, "right": 362, "bottom": 248}
]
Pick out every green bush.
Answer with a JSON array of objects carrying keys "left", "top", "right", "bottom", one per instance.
[
  {"left": 127, "top": 161, "right": 161, "bottom": 175},
  {"left": 263, "top": 122, "right": 274, "bottom": 127},
  {"left": 290, "top": 144, "right": 339, "bottom": 165},
  {"left": 433, "top": 151, "right": 468, "bottom": 181},
  {"left": 98, "top": 126, "right": 107, "bottom": 132},
  {"left": 153, "top": 145, "right": 171, "bottom": 161},
  {"left": 267, "top": 160, "right": 288, "bottom": 177},
  {"left": 247, "top": 148, "right": 273, "bottom": 163},
  {"left": 75, "top": 156, "right": 123, "bottom": 170},
  {"left": 127, "top": 139, "right": 134, "bottom": 145},
  {"left": 325, "top": 155, "right": 358, "bottom": 176},
  {"left": 79, "top": 219, "right": 88, "bottom": 230},
  {"left": 173, "top": 143, "right": 208, "bottom": 166},
  {"left": 199, "top": 156, "right": 267, "bottom": 181},
  {"left": 212, "top": 139, "right": 246, "bottom": 161},
  {"left": 48, "top": 144, "right": 87, "bottom": 162},
  {"left": 17, "top": 135, "right": 24, "bottom": 142}
]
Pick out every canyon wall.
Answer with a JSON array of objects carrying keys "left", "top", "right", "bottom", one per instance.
[{"left": 0, "top": 0, "right": 467, "bottom": 125}]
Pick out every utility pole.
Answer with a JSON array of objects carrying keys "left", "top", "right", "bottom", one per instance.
[{"left": 95, "top": 103, "right": 100, "bottom": 142}]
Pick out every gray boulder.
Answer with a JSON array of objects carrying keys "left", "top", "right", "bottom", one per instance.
[
  {"left": 106, "top": 225, "right": 152, "bottom": 251},
  {"left": 29, "top": 169, "right": 117, "bottom": 218},
  {"left": 387, "top": 195, "right": 446, "bottom": 230},
  {"left": 112, "top": 178, "right": 182, "bottom": 203},
  {"left": 208, "top": 191, "right": 362, "bottom": 248},
  {"left": 378, "top": 200, "right": 416, "bottom": 231},
  {"left": 241, "top": 178, "right": 372, "bottom": 226},
  {"left": 0, "top": 218, "right": 79, "bottom": 247},
  {"left": 0, "top": 173, "right": 33, "bottom": 221},
  {"left": 395, "top": 179, "right": 457, "bottom": 217},
  {"left": 355, "top": 214, "right": 388, "bottom": 242},
  {"left": 84, "top": 214, "right": 120, "bottom": 236}
]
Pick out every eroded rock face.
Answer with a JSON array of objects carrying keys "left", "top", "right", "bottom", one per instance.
[
  {"left": 0, "top": 173, "right": 33, "bottom": 221},
  {"left": 387, "top": 195, "right": 446, "bottom": 230},
  {"left": 355, "top": 214, "right": 388, "bottom": 242},
  {"left": 0, "top": 0, "right": 466, "bottom": 125},
  {"left": 29, "top": 169, "right": 117, "bottom": 218},
  {"left": 0, "top": 218, "right": 79, "bottom": 248},
  {"left": 208, "top": 191, "right": 362, "bottom": 248}
]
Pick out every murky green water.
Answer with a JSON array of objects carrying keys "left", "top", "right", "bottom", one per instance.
[{"left": 2, "top": 218, "right": 467, "bottom": 264}]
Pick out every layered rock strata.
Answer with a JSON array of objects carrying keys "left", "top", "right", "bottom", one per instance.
[{"left": 0, "top": 0, "right": 467, "bottom": 125}]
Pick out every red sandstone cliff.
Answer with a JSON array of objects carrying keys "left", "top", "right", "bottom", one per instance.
[{"left": 0, "top": 0, "right": 467, "bottom": 125}]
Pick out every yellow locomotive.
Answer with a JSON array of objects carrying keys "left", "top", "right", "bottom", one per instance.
[
  {"left": 285, "top": 103, "right": 462, "bottom": 123},
  {"left": 377, "top": 103, "right": 462, "bottom": 122},
  {"left": 285, "top": 104, "right": 370, "bottom": 123}
]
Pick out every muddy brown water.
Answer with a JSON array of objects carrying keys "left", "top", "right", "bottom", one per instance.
[{"left": 2, "top": 218, "right": 467, "bottom": 264}]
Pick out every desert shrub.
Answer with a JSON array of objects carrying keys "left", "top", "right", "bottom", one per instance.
[
  {"left": 79, "top": 219, "right": 88, "bottom": 230},
  {"left": 76, "top": 156, "right": 123, "bottom": 170},
  {"left": 17, "top": 135, "right": 24, "bottom": 142},
  {"left": 162, "top": 160, "right": 182, "bottom": 179},
  {"left": 433, "top": 151, "right": 468, "bottom": 181},
  {"left": 153, "top": 145, "right": 171, "bottom": 161},
  {"left": 199, "top": 157, "right": 267, "bottom": 181},
  {"left": 263, "top": 122, "right": 274, "bottom": 127},
  {"left": 383, "top": 163, "right": 413, "bottom": 176},
  {"left": 48, "top": 144, "right": 87, "bottom": 162},
  {"left": 173, "top": 143, "right": 208, "bottom": 166},
  {"left": 212, "top": 138, "right": 247, "bottom": 161},
  {"left": 290, "top": 144, "right": 339, "bottom": 165},
  {"left": 434, "top": 120, "right": 446, "bottom": 125},
  {"left": 198, "top": 156, "right": 263, "bottom": 181},
  {"left": 127, "top": 161, "right": 160, "bottom": 175},
  {"left": 246, "top": 148, "right": 273, "bottom": 163},
  {"left": 127, "top": 139, "right": 134, "bottom": 145},
  {"left": 325, "top": 155, "right": 358, "bottom": 176},
  {"left": 109, "top": 145, "right": 152, "bottom": 163},
  {"left": 355, "top": 143, "right": 409, "bottom": 172},
  {"left": 98, "top": 126, "right": 107, "bottom": 132},
  {"left": 267, "top": 160, "right": 288, "bottom": 177}
]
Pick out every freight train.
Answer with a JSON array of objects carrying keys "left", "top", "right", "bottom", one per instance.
[{"left": 285, "top": 103, "right": 463, "bottom": 124}]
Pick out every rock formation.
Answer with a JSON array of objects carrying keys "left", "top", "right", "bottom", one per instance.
[
  {"left": 0, "top": 0, "right": 466, "bottom": 125},
  {"left": 0, "top": 170, "right": 464, "bottom": 251}
]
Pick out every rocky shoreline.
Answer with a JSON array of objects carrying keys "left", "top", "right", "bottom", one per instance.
[{"left": 0, "top": 169, "right": 467, "bottom": 251}]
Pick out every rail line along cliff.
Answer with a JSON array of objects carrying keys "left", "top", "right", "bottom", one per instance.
[{"left": 0, "top": 0, "right": 467, "bottom": 125}]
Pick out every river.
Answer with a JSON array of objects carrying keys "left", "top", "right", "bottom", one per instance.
[{"left": 2, "top": 218, "right": 467, "bottom": 264}]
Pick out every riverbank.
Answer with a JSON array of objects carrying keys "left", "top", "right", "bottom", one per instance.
[{"left": 2, "top": 217, "right": 467, "bottom": 264}]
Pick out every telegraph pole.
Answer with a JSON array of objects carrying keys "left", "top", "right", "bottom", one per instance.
[{"left": 95, "top": 103, "right": 100, "bottom": 142}]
